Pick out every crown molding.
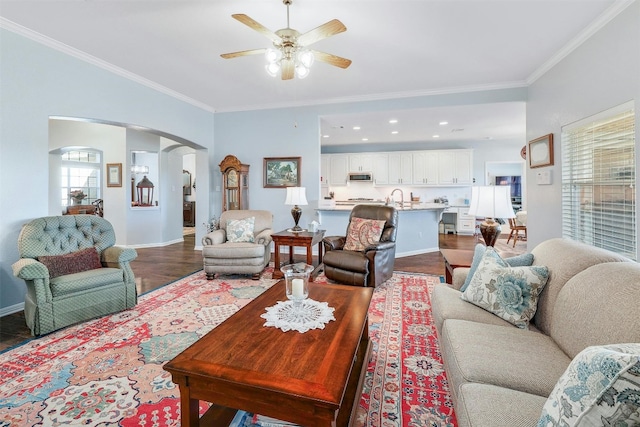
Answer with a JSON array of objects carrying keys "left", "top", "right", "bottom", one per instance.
[
  {"left": 0, "top": 17, "right": 216, "bottom": 114},
  {"left": 214, "top": 81, "right": 529, "bottom": 113},
  {"left": 527, "top": 0, "right": 636, "bottom": 84}
]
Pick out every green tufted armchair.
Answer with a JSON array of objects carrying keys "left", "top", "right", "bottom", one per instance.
[{"left": 12, "top": 215, "right": 138, "bottom": 336}]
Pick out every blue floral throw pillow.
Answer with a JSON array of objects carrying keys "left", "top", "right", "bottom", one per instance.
[
  {"left": 461, "top": 247, "right": 549, "bottom": 329},
  {"left": 459, "top": 244, "right": 534, "bottom": 292},
  {"left": 226, "top": 217, "right": 255, "bottom": 243},
  {"left": 537, "top": 344, "right": 640, "bottom": 427}
]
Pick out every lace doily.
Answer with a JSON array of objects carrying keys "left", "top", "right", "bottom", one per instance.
[{"left": 261, "top": 299, "right": 335, "bottom": 333}]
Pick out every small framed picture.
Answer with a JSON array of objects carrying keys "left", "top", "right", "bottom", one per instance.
[
  {"left": 107, "top": 163, "right": 122, "bottom": 187},
  {"left": 263, "top": 157, "right": 301, "bottom": 188},
  {"left": 528, "top": 134, "right": 554, "bottom": 168}
]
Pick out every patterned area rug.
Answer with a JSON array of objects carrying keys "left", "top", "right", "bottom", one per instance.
[{"left": 0, "top": 267, "right": 457, "bottom": 427}]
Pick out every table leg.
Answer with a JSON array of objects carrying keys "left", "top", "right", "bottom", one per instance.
[
  {"left": 273, "top": 242, "right": 282, "bottom": 279},
  {"left": 306, "top": 243, "right": 313, "bottom": 265},
  {"left": 445, "top": 260, "right": 453, "bottom": 284},
  {"left": 180, "top": 388, "right": 200, "bottom": 427},
  {"left": 317, "top": 241, "right": 323, "bottom": 264},
  {"left": 288, "top": 246, "right": 294, "bottom": 264}
]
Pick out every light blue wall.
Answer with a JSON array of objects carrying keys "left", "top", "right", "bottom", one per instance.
[
  {"left": 0, "top": 29, "right": 215, "bottom": 312},
  {"left": 526, "top": 1, "right": 640, "bottom": 250},
  {"left": 214, "top": 88, "right": 528, "bottom": 234}
]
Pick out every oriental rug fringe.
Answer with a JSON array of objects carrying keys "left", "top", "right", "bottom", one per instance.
[{"left": 0, "top": 267, "right": 457, "bottom": 427}]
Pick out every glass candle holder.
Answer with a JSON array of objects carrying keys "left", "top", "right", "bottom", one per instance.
[{"left": 281, "top": 263, "right": 314, "bottom": 307}]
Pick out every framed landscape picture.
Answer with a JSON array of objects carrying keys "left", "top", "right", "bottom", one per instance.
[{"left": 263, "top": 157, "right": 301, "bottom": 188}]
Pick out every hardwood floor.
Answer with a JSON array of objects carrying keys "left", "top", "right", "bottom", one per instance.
[{"left": 0, "top": 232, "right": 525, "bottom": 351}]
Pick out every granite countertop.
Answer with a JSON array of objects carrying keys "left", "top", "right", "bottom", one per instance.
[{"left": 316, "top": 202, "right": 448, "bottom": 211}]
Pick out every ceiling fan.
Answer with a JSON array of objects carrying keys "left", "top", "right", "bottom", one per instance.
[{"left": 220, "top": 0, "right": 352, "bottom": 80}]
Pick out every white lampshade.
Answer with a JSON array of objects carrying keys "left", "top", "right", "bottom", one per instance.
[
  {"left": 285, "top": 187, "right": 308, "bottom": 206},
  {"left": 467, "top": 186, "right": 515, "bottom": 219}
]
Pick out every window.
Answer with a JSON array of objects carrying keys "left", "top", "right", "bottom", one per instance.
[
  {"left": 61, "top": 150, "right": 101, "bottom": 206},
  {"left": 561, "top": 101, "right": 636, "bottom": 260}
]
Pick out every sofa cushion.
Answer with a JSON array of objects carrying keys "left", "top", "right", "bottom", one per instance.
[
  {"left": 457, "top": 383, "right": 548, "bottom": 427},
  {"left": 538, "top": 343, "right": 640, "bottom": 427},
  {"left": 226, "top": 217, "right": 255, "bottom": 243},
  {"left": 550, "top": 262, "right": 640, "bottom": 359},
  {"left": 461, "top": 248, "right": 549, "bottom": 329},
  {"left": 530, "top": 238, "right": 630, "bottom": 335},
  {"left": 460, "top": 243, "right": 534, "bottom": 292},
  {"left": 440, "top": 319, "right": 571, "bottom": 399},
  {"left": 343, "top": 217, "right": 385, "bottom": 251},
  {"left": 202, "top": 242, "right": 265, "bottom": 259},
  {"left": 50, "top": 267, "right": 125, "bottom": 297},
  {"left": 38, "top": 247, "right": 102, "bottom": 279},
  {"left": 431, "top": 284, "right": 516, "bottom": 334}
]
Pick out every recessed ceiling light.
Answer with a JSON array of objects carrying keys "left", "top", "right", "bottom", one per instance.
[
  {"left": 389, "top": 119, "right": 398, "bottom": 124},
  {"left": 391, "top": 131, "right": 399, "bottom": 135},
  {"left": 353, "top": 126, "right": 361, "bottom": 130},
  {"left": 433, "top": 135, "right": 440, "bottom": 138},
  {"left": 362, "top": 138, "right": 369, "bottom": 141},
  {"left": 439, "top": 121, "right": 448, "bottom": 125},
  {"left": 451, "top": 128, "right": 465, "bottom": 132},
  {"left": 322, "top": 135, "right": 330, "bottom": 138}
]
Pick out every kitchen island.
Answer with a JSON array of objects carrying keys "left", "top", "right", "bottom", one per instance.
[{"left": 315, "top": 203, "right": 447, "bottom": 257}]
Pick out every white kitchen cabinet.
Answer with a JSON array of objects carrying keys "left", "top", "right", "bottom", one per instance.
[
  {"left": 329, "top": 154, "right": 348, "bottom": 186},
  {"left": 412, "top": 151, "right": 439, "bottom": 185},
  {"left": 321, "top": 154, "right": 330, "bottom": 187},
  {"left": 371, "top": 153, "right": 389, "bottom": 184},
  {"left": 349, "top": 154, "right": 373, "bottom": 172},
  {"left": 456, "top": 207, "right": 476, "bottom": 235},
  {"left": 438, "top": 150, "right": 473, "bottom": 185},
  {"left": 388, "top": 152, "right": 413, "bottom": 185}
]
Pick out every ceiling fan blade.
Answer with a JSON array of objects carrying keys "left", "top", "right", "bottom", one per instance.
[
  {"left": 297, "top": 19, "right": 346, "bottom": 46},
  {"left": 232, "top": 14, "right": 281, "bottom": 44},
  {"left": 310, "top": 50, "right": 352, "bottom": 69},
  {"left": 281, "top": 59, "right": 294, "bottom": 80},
  {"left": 220, "top": 48, "right": 267, "bottom": 59}
]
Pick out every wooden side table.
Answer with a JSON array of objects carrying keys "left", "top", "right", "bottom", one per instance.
[
  {"left": 272, "top": 229, "right": 326, "bottom": 281},
  {"left": 440, "top": 248, "right": 474, "bottom": 284}
]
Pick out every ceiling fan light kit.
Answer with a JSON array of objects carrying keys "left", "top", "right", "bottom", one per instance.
[{"left": 221, "top": 0, "right": 351, "bottom": 80}]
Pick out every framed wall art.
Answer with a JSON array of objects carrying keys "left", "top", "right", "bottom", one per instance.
[
  {"left": 106, "top": 163, "right": 122, "bottom": 187},
  {"left": 528, "top": 134, "right": 554, "bottom": 168},
  {"left": 263, "top": 157, "right": 301, "bottom": 188}
]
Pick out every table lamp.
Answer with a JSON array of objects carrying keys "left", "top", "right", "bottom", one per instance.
[
  {"left": 285, "top": 187, "right": 308, "bottom": 232},
  {"left": 467, "top": 185, "right": 515, "bottom": 246}
]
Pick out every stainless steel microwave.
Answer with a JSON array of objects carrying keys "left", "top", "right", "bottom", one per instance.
[{"left": 348, "top": 172, "right": 373, "bottom": 182}]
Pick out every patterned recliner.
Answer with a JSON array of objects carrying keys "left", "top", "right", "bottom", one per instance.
[{"left": 12, "top": 215, "right": 137, "bottom": 336}]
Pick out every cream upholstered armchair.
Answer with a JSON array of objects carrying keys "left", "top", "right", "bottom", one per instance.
[
  {"left": 12, "top": 215, "right": 137, "bottom": 336},
  {"left": 202, "top": 210, "right": 273, "bottom": 279}
]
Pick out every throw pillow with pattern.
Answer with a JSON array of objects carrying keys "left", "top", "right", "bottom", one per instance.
[
  {"left": 538, "top": 343, "right": 640, "bottom": 427},
  {"left": 461, "top": 247, "right": 549, "bottom": 329},
  {"left": 343, "top": 217, "right": 386, "bottom": 251},
  {"left": 226, "top": 217, "right": 255, "bottom": 243},
  {"left": 460, "top": 243, "right": 535, "bottom": 291},
  {"left": 38, "top": 247, "right": 103, "bottom": 279}
]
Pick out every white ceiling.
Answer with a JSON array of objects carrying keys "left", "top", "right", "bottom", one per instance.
[{"left": 0, "top": 0, "right": 620, "bottom": 146}]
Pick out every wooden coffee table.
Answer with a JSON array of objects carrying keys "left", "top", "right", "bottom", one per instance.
[
  {"left": 271, "top": 229, "right": 326, "bottom": 281},
  {"left": 164, "top": 281, "right": 374, "bottom": 427},
  {"left": 440, "top": 248, "right": 475, "bottom": 284}
]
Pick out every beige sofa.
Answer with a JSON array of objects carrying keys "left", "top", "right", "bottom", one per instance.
[{"left": 431, "top": 238, "right": 640, "bottom": 427}]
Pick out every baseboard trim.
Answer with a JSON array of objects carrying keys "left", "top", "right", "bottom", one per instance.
[
  {"left": 127, "top": 238, "right": 184, "bottom": 249},
  {"left": 396, "top": 247, "right": 440, "bottom": 258},
  {"left": 1, "top": 302, "right": 24, "bottom": 317}
]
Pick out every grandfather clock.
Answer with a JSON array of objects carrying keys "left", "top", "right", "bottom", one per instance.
[{"left": 220, "top": 155, "right": 249, "bottom": 211}]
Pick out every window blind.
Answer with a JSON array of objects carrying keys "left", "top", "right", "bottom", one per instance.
[{"left": 561, "top": 102, "right": 636, "bottom": 260}]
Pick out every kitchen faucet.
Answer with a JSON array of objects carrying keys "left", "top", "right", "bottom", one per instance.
[{"left": 390, "top": 188, "right": 404, "bottom": 208}]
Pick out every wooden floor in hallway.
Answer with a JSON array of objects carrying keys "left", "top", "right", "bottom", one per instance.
[{"left": 0, "top": 232, "right": 526, "bottom": 351}]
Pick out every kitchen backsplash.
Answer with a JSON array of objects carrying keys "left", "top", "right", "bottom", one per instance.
[{"left": 322, "top": 182, "right": 472, "bottom": 206}]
